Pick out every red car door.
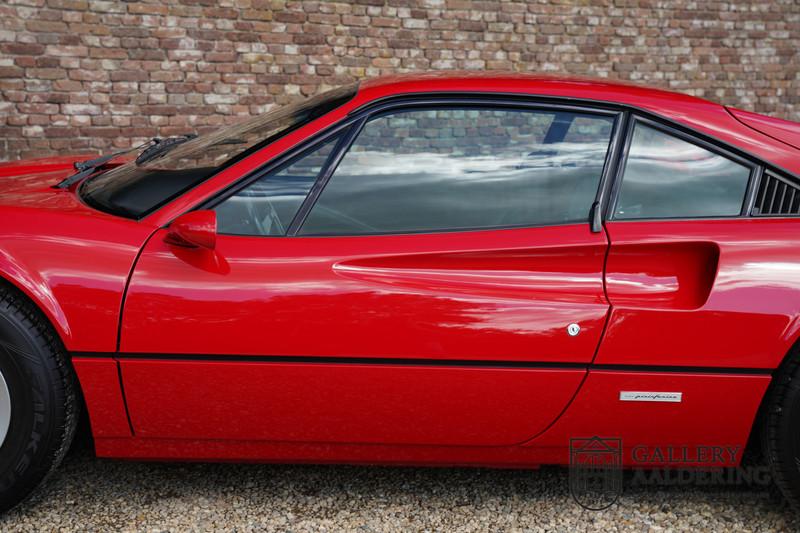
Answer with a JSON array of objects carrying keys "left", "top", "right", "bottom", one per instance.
[{"left": 119, "top": 101, "right": 620, "bottom": 447}]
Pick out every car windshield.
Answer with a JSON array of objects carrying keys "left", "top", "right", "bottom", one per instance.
[{"left": 79, "top": 84, "right": 357, "bottom": 219}]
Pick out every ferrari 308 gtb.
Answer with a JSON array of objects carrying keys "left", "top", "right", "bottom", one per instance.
[{"left": 2, "top": 73, "right": 800, "bottom": 512}]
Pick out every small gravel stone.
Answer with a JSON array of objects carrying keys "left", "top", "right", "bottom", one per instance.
[{"left": 0, "top": 446, "right": 797, "bottom": 532}]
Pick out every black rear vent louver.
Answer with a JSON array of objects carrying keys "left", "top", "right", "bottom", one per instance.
[{"left": 753, "top": 171, "right": 800, "bottom": 216}]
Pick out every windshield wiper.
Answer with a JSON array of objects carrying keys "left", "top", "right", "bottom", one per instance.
[
  {"left": 55, "top": 133, "right": 197, "bottom": 190},
  {"left": 135, "top": 134, "right": 197, "bottom": 165},
  {"left": 54, "top": 139, "right": 156, "bottom": 190}
]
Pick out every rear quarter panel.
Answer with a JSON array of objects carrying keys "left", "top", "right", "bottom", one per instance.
[{"left": 598, "top": 218, "right": 800, "bottom": 369}]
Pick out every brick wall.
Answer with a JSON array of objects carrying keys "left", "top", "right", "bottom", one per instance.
[{"left": 1, "top": 0, "right": 798, "bottom": 162}]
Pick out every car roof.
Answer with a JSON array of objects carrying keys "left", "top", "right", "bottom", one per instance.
[
  {"left": 359, "top": 71, "right": 704, "bottom": 104},
  {"left": 349, "top": 72, "right": 800, "bottom": 176}
]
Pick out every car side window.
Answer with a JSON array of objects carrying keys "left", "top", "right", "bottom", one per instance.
[
  {"left": 298, "top": 107, "right": 615, "bottom": 236},
  {"left": 215, "top": 133, "right": 341, "bottom": 236},
  {"left": 613, "top": 122, "right": 752, "bottom": 220}
]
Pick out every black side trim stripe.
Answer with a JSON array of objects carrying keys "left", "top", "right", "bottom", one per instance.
[
  {"left": 590, "top": 364, "right": 771, "bottom": 375},
  {"left": 70, "top": 352, "right": 774, "bottom": 375}
]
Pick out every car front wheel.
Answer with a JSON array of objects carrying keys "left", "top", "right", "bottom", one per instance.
[{"left": 0, "top": 284, "right": 78, "bottom": 514}]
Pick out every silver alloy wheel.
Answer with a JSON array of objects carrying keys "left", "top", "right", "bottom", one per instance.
[{"left": 0, "top": 368, "right": 10, "bottom": 448}]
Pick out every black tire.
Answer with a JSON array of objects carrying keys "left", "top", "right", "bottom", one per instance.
[
  {"left": 0, "top": 284, "right": 78, "bottom": 514},
  {"left": 762, "top": 343, "right": 800, "bottom": 509}
]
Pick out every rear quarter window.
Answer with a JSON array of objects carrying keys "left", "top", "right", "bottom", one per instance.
[{"left": 614, "top": 122, "right": 752, "bottom": 220}]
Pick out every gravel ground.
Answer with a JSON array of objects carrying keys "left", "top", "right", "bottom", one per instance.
[{"left": 1, "top": 445, "right": 798, "bottom": 532}]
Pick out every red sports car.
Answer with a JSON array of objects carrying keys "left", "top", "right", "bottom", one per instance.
[{"left": 1, "top": 73, "right": 800, "bottom": 512}]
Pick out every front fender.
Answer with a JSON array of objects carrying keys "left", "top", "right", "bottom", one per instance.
[
  {"left": 0, "top": 207, "right": 156, "bottom": 352},
  {"left": 0, "top": 247, "right": 72, "bottom": 346}
]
